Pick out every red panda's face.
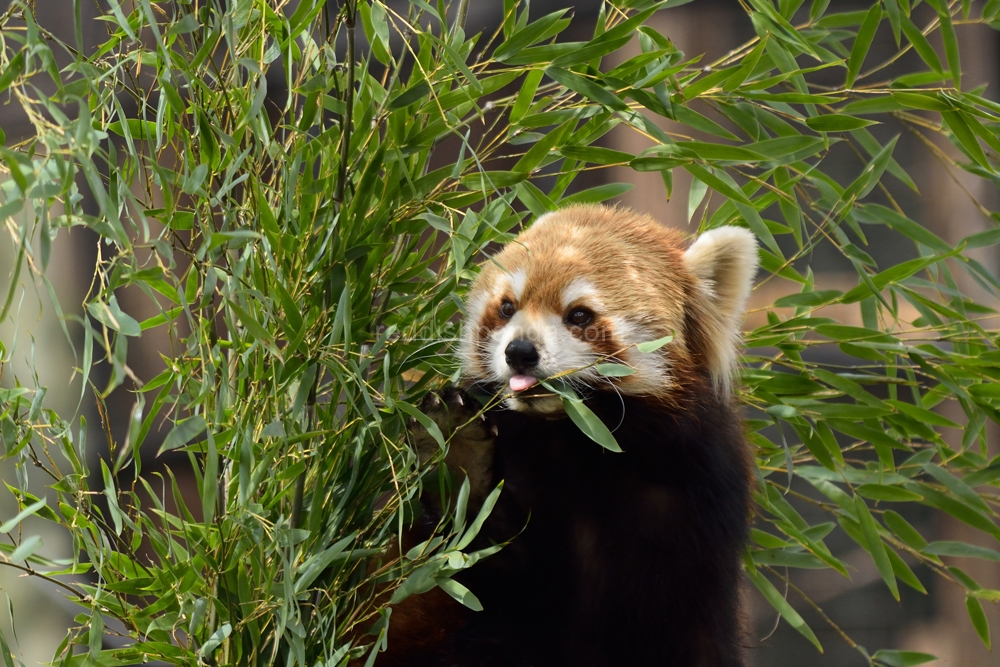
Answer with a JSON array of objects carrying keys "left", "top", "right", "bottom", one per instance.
[{"left": 459, "top": 206, "right": 759, "bottom": 414}]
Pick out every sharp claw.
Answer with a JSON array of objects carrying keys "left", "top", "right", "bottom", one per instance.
[
  {"left": 489, "top": 424, "right": 499, "bottom": 437},
  {"left": 428, "top": 393, "right": 441, "bottom": 407},
  {"left": 454, "top": 393, "right": 464, "bottom": 407}
]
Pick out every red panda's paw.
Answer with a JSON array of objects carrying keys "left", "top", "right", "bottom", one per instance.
[
  {"left": 411, "top": 388, "right": 495, "bottom": 458},
  {"left": 410, "top": 387, "right": 497, "bottom": 508}
]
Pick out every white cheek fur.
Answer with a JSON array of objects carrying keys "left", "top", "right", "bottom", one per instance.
[{"left": 610, "top": 316, "right": 673, "bottom": 396}]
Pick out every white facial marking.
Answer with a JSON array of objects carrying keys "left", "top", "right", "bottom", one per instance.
[
  {"left": 560, "top": 278, "right": 599, "bottom": 310},
  {"left": 508, "top": 269, "right": 527, "bottom": 301}
]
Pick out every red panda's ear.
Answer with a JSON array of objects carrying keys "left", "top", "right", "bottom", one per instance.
[{"left": 683, "top": 227, "right": 759, "bottom": 393}]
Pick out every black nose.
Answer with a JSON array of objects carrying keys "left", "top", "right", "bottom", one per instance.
[{"left": 505, "top": 339, "right": 539, "bottom": 372}]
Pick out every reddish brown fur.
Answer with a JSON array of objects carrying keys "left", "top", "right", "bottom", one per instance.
[{"left": 466, "top": 204, "right": 716, "bottom": 400}]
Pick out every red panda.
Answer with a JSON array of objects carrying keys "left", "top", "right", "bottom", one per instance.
[{"left": 381, "top": 204, "right": 758, "bottom": 667}]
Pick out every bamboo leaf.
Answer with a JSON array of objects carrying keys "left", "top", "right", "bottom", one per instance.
[
  {"left": 855, "top": 495, "right": 900, "bottom": 600},
  {"left": 967, "top": 595, "right": 991, "bottom": 648},
  {"left": 846, "top": 5, "right": 882, "bottom": 87},
  {"left": 745, "top": 562, "right": 824, "bottom": 651},
  {"left": 545, "top": 67, "right": 629, "bottom": 112},
  {"left": 562, "top": 398, "right": 622, "bottom": 453}
]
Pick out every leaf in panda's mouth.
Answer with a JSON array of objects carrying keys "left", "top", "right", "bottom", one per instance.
[
  {"left": 562, "top": 398, "right": 623, "bottom": 453},
  {"left": 539, "top": 379, "right": 623, "bottom": 453}
]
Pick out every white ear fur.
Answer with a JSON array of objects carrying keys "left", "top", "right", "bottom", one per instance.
[{"left": 683, "top": 226, "right": 759, "bottom": 394}]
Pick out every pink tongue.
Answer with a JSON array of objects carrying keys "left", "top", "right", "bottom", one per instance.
[{"left": 509, "top": 375, "right": 539, "bottom": 392}]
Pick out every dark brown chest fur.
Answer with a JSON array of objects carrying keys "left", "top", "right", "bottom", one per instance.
[{"left": 395, "top": 388, "right": 752, "bottom": 667}]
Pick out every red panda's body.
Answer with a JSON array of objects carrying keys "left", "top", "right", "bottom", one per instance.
[{"left": 381, "top": 205, "right": 758, "bottom": 666}]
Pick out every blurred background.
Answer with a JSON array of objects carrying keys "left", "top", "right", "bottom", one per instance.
[{"left": 0, "top": 0, "right": 998, "bottom": 664}]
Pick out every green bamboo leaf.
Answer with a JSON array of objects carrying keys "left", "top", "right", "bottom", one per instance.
[
  {"left": 967, "top": 594, "right": 991, "bottom": 648},
  {"left": 503, "top": 43, "right": 588, "bottom": 66},
  {"left": 0, "top": 497, "right": 46, "bottom": 534},
  {"left": 395, "top": 401, "right": 445, "bottom": 451},
  {"left": 840, "top": 250, "right": 957, "bottom": 303},
  {"left": 513, "top": 120, "right": 572, "bottom": 173},
  {"left": 295, "top": 533, "right": 357, "bottom": 593},
  {"left": 0, "top": 51, "right": 25, "bottom": 97},
  {"left": 886, "top": 548, "right": 928, "bottom": 594},
  {"left": 228, "top": 301, "right": 282, "bottom": 356},
  {"left": 745, "top": 562, "right": 823, "bottom": 651},
  {"left": 924, "top": 464, "right": 994, "bottom": 516},
  {"left": 89, "top": 606, "right": 103, "bottom": 658},
  {"left": 672, "top": 106, "right": 741, "bottom": 140},
  {"left": 883, "top": 510, "right": 929, "bottom": 550},
  {"left": 630, "top": 154, "right": 691, "bottom": 172},
  {"left": 515, "top": 181, "right": 557, "bottom": 216},
  {"left": 560, "top": 146, "right": 635, "bottom": 165},
  {"left": 841, "top": 134, "right": 898, "bottom": 206},
  {"left": 871, "top": 650, "right": 937, "bottom": 667},
  {"left": 964, "top": 227, "right": 1000, "bottom": 249},
  {"left": 899, "top": 15, "right": 944, "bottom": 73},
  {"left": 675, "top": 141, "right": 767, "bottom": 163},
  {"left": 87, "top": 297, "right": 141, "bottom": 337},
  {"left": 934, "top": 4, "right": 962, "bottom": 88},
  {"left": 159, "top": 415, "right": 207, "bottom": 455},
  {"left": 636, "top": 334, "right": 674, "bottom": 353},
  {"left": 456, "top": 482, "right": 504, "bottom": 549},
  {"left": 10, "top": 535, "right": 41, "bottom": 562},
  {"left": 199, "top": 623, "right": 232, "bottom": 658},
  {"left": 510, "top": 69, "right": 544, "bottom": 124},
  {"left": 388, "top": 80, "right": 431, "bottom": 110},
  {"left": 748, "top": 135, "right": 826, "bottom": 161},
  {"left": 923, "top": 541, "right": 1000, "bottom": 561},
  {"left": 688, "top": 177, "right": 707, "bottom": 223},
  {"left": 747, "top": 0, "right": 821, "bottom": 59},
  {"left": 561, "top": 182, "right": 635, "bottom": 205},
  {"left": 891, "top": 91, "right": 951, "bottom": 111},
  {"left": 773, "top": 290, "right": 843, "bottom": 308},
  {"left": 942, "top": 110, "right": 992, "bottom": 171},
  {"left": 562, "top": 398, "right": 622, "bottom": 453},
  {"left": 911, "top": 483, "right": 1000, "bottom": 540},
  {"left": 846, "top": 5, "right": 882, "bottom": 87},
  {"left": 683, "top": 163, "right": 779, "bottom": 255},
  {"left": 723, "top": 37, "right": 768, "bottom": 91},
  {"left": 550, "top": 33, "right": 632, "bottom": 69},
  {"left": 854, "top": 205, "right": 950, "bottom": 252},
  {"left": 883, "top": 0, "right": 902, "bottom": 45},
  {"left": 856, "top": 484, "right": 923, "bottom": 502},
  {"left": 805, "top": 114, "right": 878, "bottom": 132},
  {"left": 595, "top": 363, "right": 636, "bottom": 377},
  {"left": 855, "top": 495, "right": 900, "bottom": 600},
  {"left": 545, "top": 67, "right": 628, "bottom": 112},
  {"left": 100, "top": 460, "right": 124, "bottom": 536},
  {"left": 494, "top": 10, "right": 571, "bottom": 62},
  {"left": 742, "top": 91, "right": 844, "bottom": 104},
  {"left": 436, "top": 576, "right": 484, "bottom": 611}
]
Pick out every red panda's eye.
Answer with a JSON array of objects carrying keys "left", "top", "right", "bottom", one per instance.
[
  {"left": 566, "top": 307, "right": 594, "bottom": 327},
  {"left": 499, "top": 300, "right": 516, "bottom": 319}
]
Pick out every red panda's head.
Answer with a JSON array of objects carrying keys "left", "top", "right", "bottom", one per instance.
[{"left": 459, "top": 205, "right": 759, "bottom": 414}]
